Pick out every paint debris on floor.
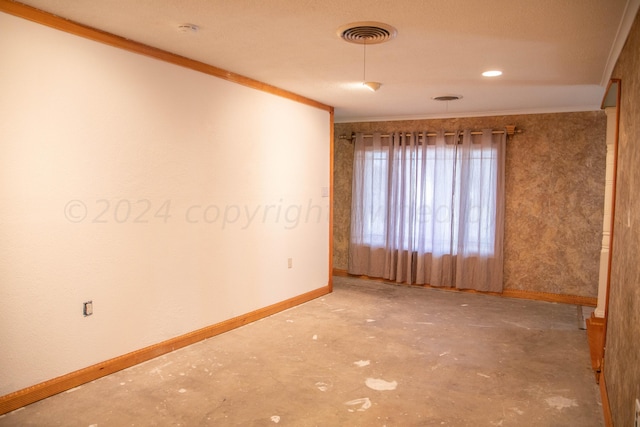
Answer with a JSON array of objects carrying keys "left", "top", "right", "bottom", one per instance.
[{"left": 0, "top": 276, "right": 603, "bottom": 426}]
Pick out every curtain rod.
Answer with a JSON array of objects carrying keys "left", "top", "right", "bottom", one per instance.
[{"left": 338, "top": 125, "right": 520, "bottom": 141}]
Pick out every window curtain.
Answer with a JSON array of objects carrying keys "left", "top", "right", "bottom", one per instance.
[{"left": 348, "top": 129, "right": 505, "bottom": 292}]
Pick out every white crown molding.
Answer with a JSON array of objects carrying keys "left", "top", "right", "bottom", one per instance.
[
  {"left": 334, "top": 105, "right": 603, "bottom": 124},
  {"left": 600, "top": 0, "right": 640, "bottom": 85}
]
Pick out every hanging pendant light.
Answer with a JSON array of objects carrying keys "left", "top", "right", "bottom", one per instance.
[
  {"left": 362, "top": 40, "right": 381, "bottom": 92},
  {"left": 337, "top": 22, "right": 397, "bottom": 92},
  {"left": 363, "top": 82, "right": 382, "bottom": 92}
]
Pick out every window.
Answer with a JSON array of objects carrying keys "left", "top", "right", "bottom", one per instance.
[
  {"left": 349, "top": 130, "right": 505, "bottom": 290},
  {"left": 356, "top": 135, "right": 498, "bottom": 256}
]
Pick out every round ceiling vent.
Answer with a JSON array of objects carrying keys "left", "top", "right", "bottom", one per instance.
[
  {"left": 337, "top": 22, "right": 397, "bottom": 44},
  {"left": 432, "top": 95, "right": 463, "bottom": 101}
]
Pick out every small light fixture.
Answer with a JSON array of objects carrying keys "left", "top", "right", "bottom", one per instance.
[
  {"left": 360, "top": 41, "right": 382, "bottom": 91},
  {"left": 338, "top": 22, "right": 396, "bottom": 93},
  {"left": 482, "top": 70, "right": 502, "bottom": 77},
  {"left": 363, "top": 82, "right": 382, "bottom": 92}
]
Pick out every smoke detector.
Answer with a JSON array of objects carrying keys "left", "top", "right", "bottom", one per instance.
[{"left": 178, "top": 23, "right": 199, "bottom": 34}]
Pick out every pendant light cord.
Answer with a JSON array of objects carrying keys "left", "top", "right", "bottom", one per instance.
[{"left": 362, "top": 40, "right": 367, "bottom": 82}]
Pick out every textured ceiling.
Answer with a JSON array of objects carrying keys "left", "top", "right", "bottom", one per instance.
[{"left": 12, "top": 0, "right": 640, "bottom": 122}]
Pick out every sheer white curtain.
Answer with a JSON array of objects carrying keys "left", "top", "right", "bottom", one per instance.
[{"left": 348, "top": 129, "right": 505, "bottom": 292}]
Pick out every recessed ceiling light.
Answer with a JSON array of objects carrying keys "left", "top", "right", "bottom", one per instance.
[{"left": 482, "top": 70, "right": 502, "bottom": 77}]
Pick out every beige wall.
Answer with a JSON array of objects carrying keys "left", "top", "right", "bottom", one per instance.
[
  {"left": 334, "top": 111, "right": 606, "bottom": 297},
  {"left": 0, "top": 12, "right": 330, "bottom": 396},
  {"left": 605, "top": 8, "right": 640, "bottom": 426}
]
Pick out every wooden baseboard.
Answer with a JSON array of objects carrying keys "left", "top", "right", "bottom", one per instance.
[
  {"left": 0, "top": 285, "right": 331, "bottom": 415},
  {"left": 501, "top": 288, "right": 597, "bottom": 307},
  {"left": 332, "top": 269, "right": 597, "bottom": 306},
  {"left": 599, "top": 369, "right": 613, "bottom": 427},
  {"left": 586, "top": 314, "right": 606, "bottom": 382}
]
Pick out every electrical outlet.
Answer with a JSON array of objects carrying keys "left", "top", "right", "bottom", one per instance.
[
  {"left": 83, "top": 301, "right": 93, "bottom": 317},
  {"left": 287, "top": 258, "right": 293, "bottom": 269},
  {"left": 635, "top": 398, "right": 640, "bottom": 427}
]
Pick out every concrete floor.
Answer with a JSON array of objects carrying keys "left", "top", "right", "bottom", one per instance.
[{"left": 0, "top": 276, "right": 603, "bottom": 426}]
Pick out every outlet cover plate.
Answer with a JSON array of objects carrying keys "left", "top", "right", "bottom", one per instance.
[{"left": 83, "top": 301, "right": 93, "bottom": 317}]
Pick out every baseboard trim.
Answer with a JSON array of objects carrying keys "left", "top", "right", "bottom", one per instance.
[
  {"left": 0, "top": 285, "right": 331, "bottom": 415},
  {"left": 599, "top": 369, "right": 613, "bottom": 427},
  {"left": 585, "top": 313, "right": 606, "bottom": 382},
  {"left": 332, "top": 269, "right": 597, "bottom": 306},
  {"left": 500, "top": 289, "right": 597, "bottom": 307}
]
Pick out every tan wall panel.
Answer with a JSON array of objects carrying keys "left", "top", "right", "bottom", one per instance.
[
  {"left": 605, "top": 8, "right": 640, "bottom": 427},
  {"left": 334, "top": 112, "right": 606, "bottom": 297}
]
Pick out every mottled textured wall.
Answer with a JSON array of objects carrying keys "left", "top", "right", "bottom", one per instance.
[
  {"left": 605, "top": 9, "right": 640, "bottom": 427},
  {"left": 334, "top": 112, "right": 606, "bottom": 297}
]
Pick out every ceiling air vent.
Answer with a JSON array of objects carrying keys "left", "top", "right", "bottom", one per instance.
[
  {"left": 432, "top": 95, "right": 463, "bottom": 101},
  {"left": 337, "top": 22, "right": 397, "bottom": 44}
]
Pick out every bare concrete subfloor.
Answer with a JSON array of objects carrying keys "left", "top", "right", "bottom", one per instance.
[{"left": 0, "top": 276, "right": 603, "bottom": 426}]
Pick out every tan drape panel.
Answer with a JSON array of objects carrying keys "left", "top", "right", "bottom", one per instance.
[{"left": 348, "top": 129, "right": 505, "bottom": 292}]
